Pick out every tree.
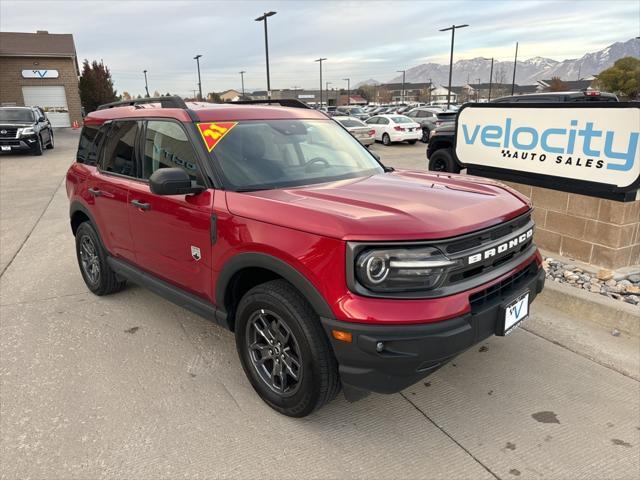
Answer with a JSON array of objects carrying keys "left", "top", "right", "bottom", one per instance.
[
  {"left": 596, "top": 57, "right": 640, "bottom": 99},
  {"left": 548, "top": 76, "right": 568, "bottom": 92},
  {"left": 377, "top": 88, "right": 392, "bottom": 103},
  {"left": 356, "top": 85, "right": 376, "bottom": 102},
  {"left": 121, "top": 91, "right": 132, "bottom": 101},
  {"left": 78, "top": 59, "right": 118, "bottom": 113},
  {"left": 153, "top": 90, "right": 161, "bottom": 98},
  {"left": 207, "top": 91, "right": 222, "bottom": 103}
]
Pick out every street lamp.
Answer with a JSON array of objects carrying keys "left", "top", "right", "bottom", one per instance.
[
  {"left": 239, "top": 70, "right": 246, "bottom": 99},
  {"left": 315, "top": 57, "right": 327, "bottom": 107},
  {"left": 143, "top": 70, "right": 150, "bottom": 97},
  {"left": 326, "top": 81, "right": 332, "bottom": 107},
  {"left": 342, "top": 78, "right": 350, "bottom": 105},
  {"left": 439, "top": 24, "right": 469, "bottom": 109},
  {"left": 476, "top": 78, "right": 481, "bottom": 102},
  {"left": 193, "top": 54, "right": 203, "bottom": 101},
  {"left": 255, "top": 11, "right": 276, "bottom": 99},
  {"left": 397, "top": 70, "right": 406, "bottom": 104}
]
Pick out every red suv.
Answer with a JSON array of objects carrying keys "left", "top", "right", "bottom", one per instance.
[{"left": 67, "top": 97, "right": 545, "bottom": 417}]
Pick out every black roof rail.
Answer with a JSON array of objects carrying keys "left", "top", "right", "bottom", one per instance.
[
  {"left": 229, "top": 99, "right": 311, "bottom": 109},
  {"left": 97, "top": 96, "right": 188, "bottom": 110}
]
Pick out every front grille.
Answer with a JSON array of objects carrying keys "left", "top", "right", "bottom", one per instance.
[
  {"left": 469, "top": 261, "right": 538, "bottom": 311},
  {"left": 0, "top": 128, "right": 18, "bottom": 139},
  {"left": 445, "top": 213, "right": 531, "bottom": 255}
]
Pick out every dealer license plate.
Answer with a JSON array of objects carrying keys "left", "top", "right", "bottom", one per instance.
[
  {"left": 500, "top": 292, "right": 529, "bottom": 335},
  {"left": 1, "top": 146, "right": 11, "bottom": 151}
]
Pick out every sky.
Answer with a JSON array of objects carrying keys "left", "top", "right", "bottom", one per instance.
[{"left": 2, "top": 0, "right": 639, "bottom": 97}]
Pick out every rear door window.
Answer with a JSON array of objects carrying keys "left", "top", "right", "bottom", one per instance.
[{"left": 100, "top": 121, "right": 138, "bottom": 177}]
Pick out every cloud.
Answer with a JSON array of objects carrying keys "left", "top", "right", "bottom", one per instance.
[{"left": 1, "top": 0, "right": 638, "bottom": 95}]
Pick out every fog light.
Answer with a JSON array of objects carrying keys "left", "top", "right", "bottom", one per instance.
[
  {"left": 376, "top": 341, "right": 384, "bottom": 352},
  {"left": 27, "top": 139, "right": 36, "bottom": 143}
]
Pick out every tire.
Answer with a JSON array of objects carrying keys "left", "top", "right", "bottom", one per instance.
[
  {"left": 75, "top": 222, "right": 126, "bottom": 296},
  {"left": 45, "top": 130, "right": 54, "bottom": 149},
  {"left": 421, "top": 128, "right": 431, "bottom": 143},
  {"left": 408, "top": 140, "right": 417, "bottom": 145},
  {"left": 235, "top": 279, "right": 340, "bottom": 417},
  {"left": 428, "top": 148, "right": 460, "bottom": 173},
  {"left": 32, "top": 135, "right": 43, "bottom": 156},
  {"left": 382, "top": 133, "right": 391, "bottom": 146}
]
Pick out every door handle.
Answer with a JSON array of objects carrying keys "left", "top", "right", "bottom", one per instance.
[
  {"left": 130, "top": 199, "right": 151, "bottom": 211},
  {"left": 88, "top": 187, "right": 102, "bottom": 197}
]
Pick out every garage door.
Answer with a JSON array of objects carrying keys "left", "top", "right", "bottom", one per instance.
[{"left": 22, "top": 86, "right": 71, "bottom": 127}]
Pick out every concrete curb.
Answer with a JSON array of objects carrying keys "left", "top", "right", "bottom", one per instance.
[{"left": 536, "top": 280, "right": 640, "bottom": 336}]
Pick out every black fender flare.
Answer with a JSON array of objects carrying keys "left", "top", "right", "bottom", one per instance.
[
  {"left": 69, "top": 200, "right": 108, "bottom": 250},
  {"left": 216, "top": 252, "right": 334, "bottom": 319}
]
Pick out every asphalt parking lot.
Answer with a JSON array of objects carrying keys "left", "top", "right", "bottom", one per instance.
[{"left": 1, "top": 130, "right": 638, "bottom": 479}]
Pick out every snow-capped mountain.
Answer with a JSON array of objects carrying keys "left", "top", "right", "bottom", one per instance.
[
  {"left": 355, "top": 78, "right": 381, "bottom": 88},
  {"left": 386, "top": 38, "right": 639, "bottom": 86}
]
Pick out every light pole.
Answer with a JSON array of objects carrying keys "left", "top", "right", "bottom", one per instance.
[
  {"left": 342, "top": 78, "right": 350, "bottom": 105},
  {"left": 488, "top": 58, "right": 494, "bottom": 101},
  {"left": 397, "top": 70, "right": 406, "bottom": 104},
  {"left": 143, "top": 70, "right": 150, "bottom": 97},
  {"left": 193, "top": 55, "right": 203, "bottom": 101},
  {"left": 476, "top": 78, "right": 481, "bottom": 102},
  {"left": 239, "top": 70, "right": 246, "bottom": 99},
  {"left": 315, "top": 57, "right": 326, "bottom": 107},
  {"left": 511, "top": 42, "right": 519, "bottom": 96},
  {"left": 255, "top": 11, "right": 276, "bottom": 99},
  {"left": 439, "top": 24, "right": 469, "bottom": 109},
  {"left": 326, "top": 81, "right": 332, "bottom": 107}
]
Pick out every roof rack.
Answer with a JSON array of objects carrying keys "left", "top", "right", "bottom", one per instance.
[
  {"left": 229, "top": 99, "right": 310, "bottom": 109},
  {"left": 97, "top": 96, "right": 187, "bottom": 110}
]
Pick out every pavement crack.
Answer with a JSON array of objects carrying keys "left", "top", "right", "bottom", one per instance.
[
  {"left": 0, "top": 176, "right": 66, "bottom": 278},
  {"left": 399, "top": 392, "right": 501, "bottom": 480}
]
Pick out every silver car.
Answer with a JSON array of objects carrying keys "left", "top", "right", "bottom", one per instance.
[{"left": 334, "top": 116, "right": 375, "bottom": 146}]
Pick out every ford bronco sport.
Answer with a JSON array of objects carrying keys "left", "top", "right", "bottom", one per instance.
[{"left": 67, "top": 96, "right": 545, "bottom": 417}]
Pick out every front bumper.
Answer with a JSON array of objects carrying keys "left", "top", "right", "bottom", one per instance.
[
  {"left": 321, "top": 260, "right": 545, "bottom": 395},
  {"left": 0, "top": 135, "right": 39, "bottom": 152}
]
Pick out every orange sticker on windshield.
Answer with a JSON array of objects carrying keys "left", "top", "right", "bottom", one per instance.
[{"left": 197, "top": 122, "right": 237, "bottom": 151}]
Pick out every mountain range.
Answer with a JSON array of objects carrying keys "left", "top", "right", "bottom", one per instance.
[{"left": 373, "top": 38, "right": 639, "bottom": 87}]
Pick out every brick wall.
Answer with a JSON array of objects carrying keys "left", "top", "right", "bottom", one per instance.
[
  {"left": 503, "top": 181, "right": 640, "bottom": 269},
  {"left": 0, "top": 56, "right": 82, "bottom": 125}
]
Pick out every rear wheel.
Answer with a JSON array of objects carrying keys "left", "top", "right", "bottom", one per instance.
[
  {"left": 46, "top": 130, "right": 54, "bottom": 149},
  {"left": 382, "top": 133, "right": 391, "bottom": 146},
  {"left": 235, "top": 279, "right": 340, "bottom": 417},
  {"left": 75, "top": 222, "right": 126, "bottom": 296},
  {"left": 428, "top": 148, "right": 460, "bottom": 173}
]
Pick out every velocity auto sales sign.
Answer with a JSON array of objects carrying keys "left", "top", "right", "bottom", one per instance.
[{"left": 455, "top": 103, "right": 640, "bottom": 201}]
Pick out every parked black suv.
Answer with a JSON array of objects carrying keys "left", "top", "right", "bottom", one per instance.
[
  {"left": 426, "top": 90, "right": 619, "bottom": 173},
  {"left": 0, "top": 106, "right": 54, "bottom": 155}
]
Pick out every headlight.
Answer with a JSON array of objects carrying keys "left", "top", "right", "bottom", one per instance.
[
  {"left": 19, "top": 127, "right": 35, "bottom": 136},
  {"left": 354, "top": 246, "right": 458, "bottom": 293}
]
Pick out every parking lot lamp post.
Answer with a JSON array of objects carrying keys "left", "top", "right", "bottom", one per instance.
[
  {"left": 315, "top": 57, "right": 326, "bottom": 107},
  {"left": 511, "top": 42, "right": 518, "bottom": 96},
  {"left": 255, "top": 11, "right": 276, "bottom": 99},
  {"left": 488, "top": 58, "right": 494, "bottom": 101},
  {"left": 143, "top": 70, "right": 150, "bottom": 97},
  {"left": 439, "top": 24, "right": 469, "bottom": 109},
  {"left": 343, "top": 78, "right": 350, "bottom": 105},
  {"left": 396, "top": 70, "right": 406, "bottom": 104},
  {"left": 239, "top": 71, "right": 246, "bottom": 99},
  {"left": 193, "top": 55, "right": 203, "bottom": 101},
  {"left": 476, "top": 78, "right": 481, "bottom": 102}
]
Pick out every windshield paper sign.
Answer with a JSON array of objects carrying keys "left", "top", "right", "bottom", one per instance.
[
  {"left": 197, "top": 122, "right": 237, "bottom": 152},
  {"left": 455, "top": 105, "right": 639, "bottom": 191}
]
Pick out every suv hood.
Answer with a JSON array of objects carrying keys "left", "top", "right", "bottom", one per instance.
[{"left": 226, "top": 170, "right": 530, "bottom": 241}]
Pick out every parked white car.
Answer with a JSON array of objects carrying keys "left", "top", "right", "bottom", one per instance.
[{"left": 365, "top": 114, "right": 421, "bottom": 146}]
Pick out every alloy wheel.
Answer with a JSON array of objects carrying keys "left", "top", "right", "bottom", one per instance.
[
  {"left": 246, "top": 308, "right": 303, "bottom": 396},
  {"left": 79, "top": 235, "right": 100, "bottom": 285}
]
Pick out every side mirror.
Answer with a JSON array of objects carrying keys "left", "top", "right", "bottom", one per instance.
[
  {"left": 149, "top": 168, "right": 204, "bottom": 196},
  {"left": 38, "top": 117, "right": 46, "bottom": 122}
]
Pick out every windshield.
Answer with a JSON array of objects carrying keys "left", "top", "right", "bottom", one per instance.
[
  {"left": 209, "top": 119, "right": 383, "bottom": 191},
  {"left": 337, "top": 118, "right": 366, "bottom": 128},
  {"left": 0, "top": 108, "right": 34, "bottom": 123},
  {"left": 391, "top": 116, "right": 413, "bottom": 124}
]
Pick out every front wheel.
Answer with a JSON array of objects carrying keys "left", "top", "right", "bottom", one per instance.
[
  {"left": 46, "top": 130, "right": 54, "bottom": 149},
  {"left": 408, "top": 140, "right": 417, "bottom": 145},
  {"left": 428, "top": 148, "right": 460, "bottom": 173},
  {"left": 235, "top": 279, "right": 340, "bottom": 417},
  {"left": 31, "top": 135, "right": 43, "bottom": 156},
  {"left": 421, "top": 128, "right": 431, "bottom": 143},
  {"left": 382, "top": 133, "right": 391, "bottom": 146}
]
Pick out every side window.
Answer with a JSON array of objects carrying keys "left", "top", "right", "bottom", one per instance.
[
  {"left": 365, "top": 117, "right": 378, "bottom": 124},
  {"left": 100, "top": 121, "right": 138, "bottom": 177},
  {"left": 141, "top": 121, "right": 200, "bottom": 182},
  {"left": 77, "top": 124, "right": 99, "bottom": 164},
  {"left": 379, "top": 117, "right": 390, "bottom": 125}
]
